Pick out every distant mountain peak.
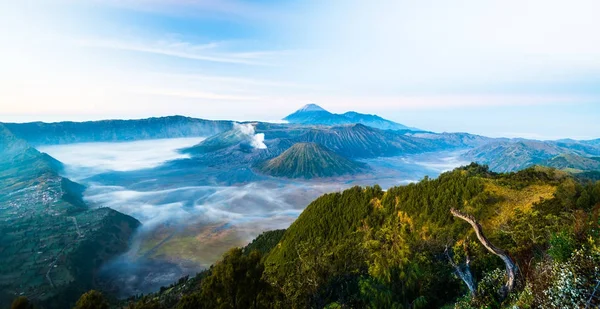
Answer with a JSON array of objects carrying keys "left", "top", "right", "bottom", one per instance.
[
  {"left": 283, "top": 104, "right": 418, "bottom": 131},
  {"left": 297, "top": 104, "right": 327, "bottom": 113}
]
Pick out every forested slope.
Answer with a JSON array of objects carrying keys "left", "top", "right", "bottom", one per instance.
[{"left": 62, "top": 164, "right": 600, "bottom": 309}]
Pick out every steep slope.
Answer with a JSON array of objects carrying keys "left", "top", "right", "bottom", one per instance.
[
  {"left": 293, "top": 124, "right": 435, "bottom": 158},
  {"left": 263, "top": 164, "right": 596, "bottom": 308},
  {"left": 283, "top": 104, "right": 346, "bottom": 125},
  {"left": 342, "top": 111, "right": 417, "bottom": 131},
  {"left": 283, "top": 104, "right": 416, "bottom": 131},
  {"left": 405, "top": 131, "right": 495, "bottom": 148},
  {"left": 464, "top": 140, "right": 565, "bottom": 172},
  {"left": 256, "top": 143, "right": 367, "bottom": 179},
  {"left": 465, "top": 139, "right": 600, "bottom": 172},
  {"left": 3, "top": 116, "right": 233, "bottom": 146},
  {"left": 122, "top": 164, "right": 600, "bottom": 309},
  {"left": 553, "top": 139, "right": 600, "bottom": 156},
  {"left": 541, "top": 154, "right": 600, "bottom": 172},
  {"left": 184, "top": 126, "right": 249, "bottom": 154},
  {"left": 0, "top": 125, "right": 140, "bottom": 308}
]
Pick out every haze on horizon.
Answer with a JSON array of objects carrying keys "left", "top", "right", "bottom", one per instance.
[{"left": 1, "top": 0, "right": 599, "bottom": 139}]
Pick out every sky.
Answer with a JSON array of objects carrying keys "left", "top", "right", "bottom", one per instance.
[{"left": 0, "top": 0, "right": 599, "bottom": 139}]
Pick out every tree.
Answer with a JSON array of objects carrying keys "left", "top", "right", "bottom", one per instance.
[
  {"left": 201, "top": 248, "right": 276, "bottom": 309},
  {"left": 74, "top": 290, "right": 109, "bottom": 309},
  {"left": 11, "top": 296, "right": 33, "bottom": 309},
  {"left": 450, "top": 208, "right": 518, "bottom": 301},
  {"left": 176, "top": 293, "right": 204, "bottom": 309},
  {"left": 577, "top": 189, "right": 592, "bottom": 209}
]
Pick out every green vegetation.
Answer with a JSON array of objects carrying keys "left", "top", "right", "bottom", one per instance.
[
  {"left": 542, "top": 154, "right": 600, "bottom": 172},
  {"left": 102, "top": 163, "right": 600, "bottom": 308},
  {"left": 0, "top": 125, "right": 140, "bottom": 309},
  {"left": 74, "top": 290, "right": 109, "bottom": 309},
  {"left": 256, "top": 143, "right": 367, "bottom": 179},
  {"left": 243, "top": 230, "right": 286, "bottom": 255}
]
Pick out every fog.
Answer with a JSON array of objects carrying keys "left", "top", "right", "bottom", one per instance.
[
  {"left": 38, "top": 138, "right": 466, "bottom": 297},
  {"left": 39, "top": 137, "right": 205, "bottom": 180}
]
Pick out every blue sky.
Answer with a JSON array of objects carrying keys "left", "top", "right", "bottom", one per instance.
[{"left": 0, "top": 0, "right": 599, "bottom": 139}]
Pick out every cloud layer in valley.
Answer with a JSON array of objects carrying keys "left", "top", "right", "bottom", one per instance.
[
  {"left": 38, "top": 138, "right": 467, "bottom": 296},
  {"left": 39, "top": 137, "right": 205, "bottom": 180}
]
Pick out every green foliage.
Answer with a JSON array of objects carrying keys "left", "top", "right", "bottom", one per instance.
[
  {"left": 71, "top": 164, "right": 600, "bottom": 309},
  {"left": 74, "top": 290, "right": 109, "bottom": 309},
  {"left": 530, "top": 246, "right": 600, "bottom": 308},
  {"left": 174, "top": 293, "right": 203, "bottom": 309},
  {"left": 128, "top": 299, "right": 163, "bottom": 309},
  {"left": 548, "top": 231, "right": 576, "bottom": 262},
  {"left": 474, "top": 268, "right": 505, "bottom": 307},
  {"left": 243, "top": 229, "right": 286, "bottom": 256},
  {"left": 183, "top": 248, "right": 280, "bottom": 309},
  {"left": 358, "top": 277, "right": 405, "bottom": 309}
]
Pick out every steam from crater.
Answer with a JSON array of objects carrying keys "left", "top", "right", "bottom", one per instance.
[{"left": 235, "top": 123, "right": 267, "bottom": 149}]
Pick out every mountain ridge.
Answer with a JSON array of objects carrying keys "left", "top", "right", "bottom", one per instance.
[
  {"left": 283, "top": 104, "right": 417, "bottom": 131},
  {"left": 0, "top": 125, "right": 141, "bottom": 308},
  {"left": 3, "top": 116, "right": 233, "bottom": 146}
]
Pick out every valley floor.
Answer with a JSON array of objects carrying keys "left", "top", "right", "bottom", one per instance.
[{"left": 39, "top": 139, "right": 467, "bottom": 296}]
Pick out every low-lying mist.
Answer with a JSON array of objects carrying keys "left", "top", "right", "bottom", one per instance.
[
  {"left": 39, "top": 137, "right": 205, "bottom": 180},
  {"left": 38, "top": 138, "right": 466, "bottom": 297}
]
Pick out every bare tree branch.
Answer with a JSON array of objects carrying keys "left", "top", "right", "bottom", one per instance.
[
  {"left": 450, "top": 208, "right": 518, "bottom": 300},
  {"left": 586, "top": 279, "right": 600, "bottom": 309},
  {"left": 445, "top": 245, "right": 477, "bottom": 297}
]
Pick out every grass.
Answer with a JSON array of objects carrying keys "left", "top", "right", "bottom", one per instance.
[{"left": 480, "top": 179, "right": 557, "bottom": 229}]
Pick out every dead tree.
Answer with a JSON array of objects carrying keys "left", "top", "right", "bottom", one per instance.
[
  {"left": 445, "top": 244, "right": 477, "bottom": 297},
  {"left": 450, "top": 208, "right": 518, "bottom": 301}
]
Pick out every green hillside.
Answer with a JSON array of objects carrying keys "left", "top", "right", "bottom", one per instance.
[
  {"left": 256, "top": 143, "right": 367, "bottom": 179},
  {"left": 0, "top": 125, "right": 141, "bottom": 309},
  {"left": 107, "top": 163, "right": 600, "bottom": 309},
  {"left": 541, "top": 154, "right": 600, "bottom": 172}
]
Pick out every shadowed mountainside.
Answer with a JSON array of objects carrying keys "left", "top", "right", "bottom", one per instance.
[
  {"left": 0, "top": 124, "right": 140, "bottom": 309},
  {"left": 464, "top": 139, "right": 600, "bottom": 172},
  {"left": 3, "top": 116, "right": 233, "bottom": 146}
]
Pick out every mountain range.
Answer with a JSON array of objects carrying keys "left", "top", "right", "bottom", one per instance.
[
  {"left": 3, "top": 105, "right": 600, "bottom": 181},
  {"left": 283, "top": 104, "right": 418, "bottom": 131},
  {"left": 2, "top": 105, "right": 600, "bottom": 307},
  {"left": 3, "top": 116, "right": 233, "bottom": 146},
  {"left": 464, "top": 139, "right": 600, "bottom": 173}
]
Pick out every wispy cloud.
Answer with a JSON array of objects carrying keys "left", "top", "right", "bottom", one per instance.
[
  {"left": 147, "top": 72, "right": 315, "bottom": 89},
  {"left": 133, "top": 88, "right": 261, "bottom": 101},
  {"left": 76, "top": 38, "right": 286, "bottom": 65},
  {"left": 85, "top": 0, "right": 293, "bottom": 23}
]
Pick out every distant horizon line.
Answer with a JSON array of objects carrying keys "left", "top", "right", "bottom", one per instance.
[{"left": 2, "top": 114, "right": 598, "bottom": 142}]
